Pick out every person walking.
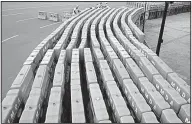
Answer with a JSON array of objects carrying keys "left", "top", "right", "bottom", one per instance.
[{"left": 73, "top": 5, "right": 80, "bottom": 15}]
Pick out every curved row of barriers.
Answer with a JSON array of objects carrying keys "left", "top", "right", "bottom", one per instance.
[
  {"left": 127, "top": 2, "right": 191, "bottom": 20},
  {"left": 2, "top": 6, "right": 190, "bottom": 123}
]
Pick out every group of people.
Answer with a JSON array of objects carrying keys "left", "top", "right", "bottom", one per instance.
[
  {"left": 72, "top": 5, "right": 81, "bottom": 15},
  {"left": 96, "top": 2, "right": 109, "bottom": 8},
  {"left": 72, "top": 2, "right": 109, "bottom": 15}
]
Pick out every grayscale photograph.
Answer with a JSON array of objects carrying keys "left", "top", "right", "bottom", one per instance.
[{"left": 1, "top": 1, "right": 191, "bottom": 123}]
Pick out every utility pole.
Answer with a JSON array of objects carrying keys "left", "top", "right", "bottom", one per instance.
[
  {"left": 142, "top": 2, "right": 147, "bottom": 33},
  {"left": 156, "top": 2, "right": 171, "bottom": 56}
]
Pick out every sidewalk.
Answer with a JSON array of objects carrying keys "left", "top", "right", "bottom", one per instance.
[{"left": 144, "top": 12, "right": 190, "bottom": 85}]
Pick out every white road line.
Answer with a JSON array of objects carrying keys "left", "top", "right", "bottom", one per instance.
[
  {"left": 2, "top": 13, "right": 24, "bottom": 17},
  {"left": 40, "top": 22, "right": 61, "bottom": 29},
  {"left": 16, "top": 17, "right": 37, "bottom": 22},
  {"left": 2, "top": 35, "right": 19, "bottom": 43}
]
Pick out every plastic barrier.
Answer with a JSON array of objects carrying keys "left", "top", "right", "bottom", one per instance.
[
  {"left": 62, "top": 11, "right": 73, "bottom": 22},
  {"left": 49, "top": 12, "right": 59, "bottom": 22},
  {"left": 38, "top": 11, "right": 47, "bottom": 20}
]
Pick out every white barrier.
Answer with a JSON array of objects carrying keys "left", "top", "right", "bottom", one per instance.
[
  {"left": 38, "top": 11, "right": 47, "bottom": 20},
  {"left": 49, "top": 12, "right": 59, "bottom": 22},
  {"left": 62, "top": 11, "right": 73, "bottom": 22}
]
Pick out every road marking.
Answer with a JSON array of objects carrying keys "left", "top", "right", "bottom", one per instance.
[
  {"left": 2, "top": 13, "right": 24, "bottom": 17},
  {"left": 16, "top": 17, "right": 37, "bottom": 22},
  {"left": 40, "top": 22, "right": 61, "bottom": 29},
  {"left": 2, "top": 35, "right": 19, "bottom": 43},
  {"left": 2, "top": 5, "right": 74, "bottom": 12}
]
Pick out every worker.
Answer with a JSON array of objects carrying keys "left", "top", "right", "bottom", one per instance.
[
  {"left": 98, "top": 2, "right": 103, "bottom": 8},
  {"left": 104, "top": 2, "right": 109, "bottom": 8},
  {"left": 73, "top": 5, "right": 80, "bottom": 15},
  {"left": 96, "top": 3, "right": 100, "bottom": 8}
]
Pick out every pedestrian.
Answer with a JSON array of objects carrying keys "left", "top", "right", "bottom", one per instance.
[
  {"left": 99, "top": 2, "right": 103, "bottom": 8},
  {"left": 73, "top": 5, "right": 80, "bottom": 15},
  {"left": 105, "top": 2, "right": 109, "bottom": 8}
]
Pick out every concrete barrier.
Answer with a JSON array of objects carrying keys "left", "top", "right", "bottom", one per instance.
[
  {"left": 90, "top": 9, "right": 111, "bottom": 49},
  {"left": 23, "top": 50, "right": 42, "bottom": 72},
  {"left": 167, "top": 73, "right": 190, "bottom": 102},
  {"left": 137, "top": 77, "right": 170, "bottom": 118},
  {"left": 3, "top": 5, "right": 190, "bottom": 123},
  {"left": 119, "top": 7, "right": 190, "bottom": 110},
  {"left": 98, "top": 60, "right": 114, "bottom": 85},
  {"left": 160, "top": 109, "right": 182, "bottom": 123},
  {"left": 10, "top": 65, "right": 34, "bottom": 103},
  {"left": 19, "top": 89, "right": 42, "bottom": 123},
  {"left": 105, "top": 81, "right": 131, "bottom": 122},
  {"left": 152, "top": 75, "right": 188, "bottom": 113},
  {"left": 88, "top": 84, "right": 109, "bottom": 123},
  {"left": 19, "top": 64, "right": 51, "bottom": 123},
  {"left": 67, "top": 9, "right": 98, "bottom": 51},
  {"left": 45, "top": 87, "right": 63, "bottom": 123},
  {"left": 178, "top": 104, "right": 190, "bottom": 123},
  {"left": 127, "top": 2, "right": 190, "bottom": 19},
  {"left": 126, "top": 8, "right": 145, "bottom": 43},
  {"left": 84, "top": 48, "right": 93, "bottom": 63},
  {"left": 125, "top": 58, "right": 145, "bottom": 86},
  {"left": 85, "top": 62, "right": 97, "bottom": 85},
  {"left": 123, "top": 79, "right": 152, "bottom": 121},
  {"left": 141, "top": 112, "right": 159, "bottom": 123},
  {"left": 52, "top": 64, "right": 65, "bottom": 88},
  {"left": 54, "top": 8, "right": 92, "bottom": 57},
  {"left": 2, "top": 89, "right": 22, "bottom": 123},
  {"left": 79, "top": 9, "right": 107, "bottom": 57},
  {"left": 71, "top": 83, "right": 86, "bottom": 123}
]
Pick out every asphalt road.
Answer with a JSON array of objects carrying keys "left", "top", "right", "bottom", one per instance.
[{"left": 2, "top": 2, "right": 126, "bottom": 100}]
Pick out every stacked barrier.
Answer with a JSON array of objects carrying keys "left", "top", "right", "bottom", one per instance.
[
  {"left": 127, "top": 2, "right": 191, "bottom": 20},
  {"left": 38, "top": 11, "right": 47, "bottom": 20},
  {"left": 66, "top": 8, "right": 98, "bottom": 60},
  {"left": 2, "top": 6, "right": 190, "bottom": 123},
  {"left": 53, "top": 8, "right": 91, "bottom": 58},
  {"left": 2, "top": 8, "right": 89, "bottom": 123},
  {"left": 127, "top": 7, "right": 145, "bottom": 43},
  {"left": 119, "top": 6, "right": 190, "bottom": 123},
  {"left": 44, "top": 50, "right": 66, "bottom": 123}
]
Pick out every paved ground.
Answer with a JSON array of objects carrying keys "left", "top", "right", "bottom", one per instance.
[
  {"left": 144, "top": 12, "right": 190, "bottom": 85},
  {"left": 2, "top": 2, "right": 126, "bottom": 100}
]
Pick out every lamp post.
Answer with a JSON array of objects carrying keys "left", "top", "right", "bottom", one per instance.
[
  {"left": 156, "top": 2, "right": 173, "bottom": 56},
  {"left": 142, "top": 2, "right": 147, "bottom": 33}
]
